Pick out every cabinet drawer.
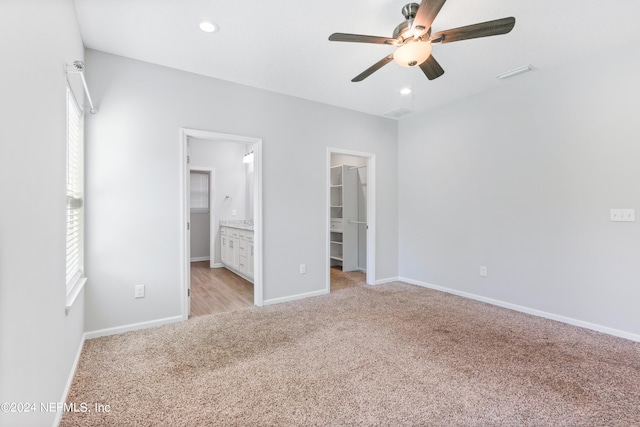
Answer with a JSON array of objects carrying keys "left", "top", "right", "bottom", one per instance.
[
  {"left": 238, "top": 240, "right": 247, "bottom": 256},
  {"left": 220, "top": 227, "right": 227, "bottom": 236},
  {"left": 238, "top": 256, "right": 247, "bottom": 273}
]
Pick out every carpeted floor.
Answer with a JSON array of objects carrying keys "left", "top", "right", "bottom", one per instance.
[
  {"left": 62, "top": 282, "right": 640, "bottom": 426},
  {"left": 330, "top": 266, "right": 366, "bottom": 292}
]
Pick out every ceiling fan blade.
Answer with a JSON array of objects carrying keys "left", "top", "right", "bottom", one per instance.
[
  {"left": 419, "top": 55, "right": 445, "bottom": 80},
  {"left": 430, "top": 17, "right": 515, "bottom": 44},
  {"left": 329, "top": 33, "right": 397, "bottom": 45},
  {"left": 413, "top": 0, "right": 447, "bottom": 34},
  {"left": 352, "top": 55, "right": 394, "bottom": 82}
]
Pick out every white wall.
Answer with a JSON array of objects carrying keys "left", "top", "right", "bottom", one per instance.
[
  {"left": 189, "top": 138, "right": 249, "bottom": 263},
  {"left": 398, "top": 42, "right": 640, "bottom": 338},
  {"left": 83, "top": 49, "right": 398, "bottom": 332},
  {"left": 0, "top": 1, "right": 86, "bottom": 426}
]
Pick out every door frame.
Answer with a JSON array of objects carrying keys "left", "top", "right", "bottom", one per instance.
[
  {"left": 180, "top": 128, "right": 263, "bottom": 319},
  {"left": 326, "top": 148, "right": 376, "bottom": 290}
]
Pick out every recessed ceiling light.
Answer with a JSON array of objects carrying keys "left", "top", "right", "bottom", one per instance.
[
  {"left": 199, "top": 21, "right": 218, "bottom": 33},
  {"left": 400, "top": 87, "right": 412, "bottom": 95}
]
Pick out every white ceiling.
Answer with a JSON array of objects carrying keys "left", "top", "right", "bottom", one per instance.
[{"left": 73, "top": 0, "right": 640, "bottom": 119}]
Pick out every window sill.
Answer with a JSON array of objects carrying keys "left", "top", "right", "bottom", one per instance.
[{"left": 65, "top": 277, "right": 87, "bottom": 315}]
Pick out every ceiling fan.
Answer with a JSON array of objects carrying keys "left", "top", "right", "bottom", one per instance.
[{"left": 328, "top": 0, "right": 515, "bottom": 82}]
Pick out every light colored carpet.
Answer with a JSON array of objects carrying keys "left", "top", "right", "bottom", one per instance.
[
  {"left": 62, "top": 282, "right": 640, "bottom": 426},
  {"left": 330, "top": 266, "right": 366, "bottom": 292}
]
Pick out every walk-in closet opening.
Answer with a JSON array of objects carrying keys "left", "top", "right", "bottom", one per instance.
[
  {"left": 327, "top": 149, "right": 376, "bottom": 293},
  {"left": 181, "top": 129, "right": 263, "bottom": 319}
]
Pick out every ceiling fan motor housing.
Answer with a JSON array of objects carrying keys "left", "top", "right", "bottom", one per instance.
[
  {"left": 402, "top": 3, "right": 420, "bottom": 20},
  {"left": 394, "top": 3, "right": 431, "bottom": 41}
]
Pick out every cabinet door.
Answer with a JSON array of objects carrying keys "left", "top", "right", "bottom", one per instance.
[
  {"left": 238, "top": 255, "right": 247, "bottom": 274},
  {"left": 247, "top": 242, "right": 254, "bottom": 278},
  {"left": 221, "top": 236, "right": 228, "bottom": 265},
  {"left": 238, "top": 238, "right": 247, "bottom": 257},
  {"left": 228, "top": 238, "right": 238, "bottom": 268}
]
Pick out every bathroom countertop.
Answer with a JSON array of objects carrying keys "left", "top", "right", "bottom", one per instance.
[{"left": 219, "top": 220, "right": 254, "bottom": 231}]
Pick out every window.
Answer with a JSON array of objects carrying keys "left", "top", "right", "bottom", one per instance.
[
  {"left": 66, "top": 87, "right": 85, "bottom": 300},
  {"left": 190, "top": 171, "right": 209, "bottom": 212}
]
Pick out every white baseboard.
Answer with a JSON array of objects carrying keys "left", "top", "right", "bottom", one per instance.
[
  {"left": 212, "top": 263, "right": 224, "bottom": 268},
  {"left": 54, "top": 332, "right": 86, "bottom": 427},
  {"left": 190, "top": 256, "right": 210, "bottom": 262},
  {"left": 84, "top": 315, "right": 183, "bottom": 340},
  {"left": 399, "top": 277, "right": 640, "bottom": 343},
  {"left": 263, "top": 289, "right": 329, "bottom": 306},
  {"left": 375, "top": 277, "right": 400, "bottom": 285}
]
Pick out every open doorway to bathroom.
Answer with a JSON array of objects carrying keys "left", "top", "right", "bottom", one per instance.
[
  {"left": 181, "top": 129, "right": 263, "bottom": 319},
  {"left": 327, "top": 149, "right": 376, "bottom": 293}
]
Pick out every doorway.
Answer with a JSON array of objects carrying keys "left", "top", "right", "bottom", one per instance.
[
  {"left": 327, "top": 148, "right": 376, "bottom": 293},
  {"left": 180, "top": 128, "right": 263, "bottom": 320}
]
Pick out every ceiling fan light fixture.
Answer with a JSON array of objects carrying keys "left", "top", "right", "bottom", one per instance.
[
  {"left": 243, "top": 151, "right": 254, "bottom": 164},
  {"left": 393, "top": 40, "right": 432, "bottom": 67}
]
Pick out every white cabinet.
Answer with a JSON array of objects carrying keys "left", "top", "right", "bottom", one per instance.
[
  {"left": 329, "top": 165, "right": 358, "bottom": 272},
  {"left": 220, "top": 227, "right": 237, "bottom": 268},
  {"left": 248, "top": 242, "right": 254, "bottom": 277},
  {"left": 220, "top": 226, "right": 254, "bottom": 283},
  {"left": 237, "top": 235, "right": 248, "bottom": 275},
  {"left": 227, "top": 237, "right": 237, "bottom": 269},
  {"left": 221, "top": 235, "right": 229, "bottom": 265}
]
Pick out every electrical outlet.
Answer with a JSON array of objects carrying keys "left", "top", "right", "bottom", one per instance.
[
  {"left": 135, "top": 284, "right": 145, "bottom": 298},
  {"left": 480, "top": 266, "right": 487, "bottom": 277},
  {"left": 300, "top": 264, "right": 307, "bottom": 275},
  {"left": 610, "top": 209, "right": 635, "bottom": 222},
  {"left": 232, "top": 209, "right": 237, "bottom": 217}
]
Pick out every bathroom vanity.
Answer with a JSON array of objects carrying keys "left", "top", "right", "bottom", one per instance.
[{"left": 220, "top": 221, "right": 254, "bottom": 283}]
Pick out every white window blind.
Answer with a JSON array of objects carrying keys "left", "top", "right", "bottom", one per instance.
[
  {"left": 190, "top": 171, "right": 209, "bottom": 211},
  {"left": 66, "top": 87, "right": 84, "bottom": 295}
]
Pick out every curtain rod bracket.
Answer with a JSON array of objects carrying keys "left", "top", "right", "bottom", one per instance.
[{"left": 66, "top": 60, "right": 97, "bottom": 114}]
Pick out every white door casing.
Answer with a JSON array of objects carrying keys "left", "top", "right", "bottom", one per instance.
[
  {"left": 326, "top": 148, "right": 376, "bottom": 290},
  {"left": 180, "top": 128, "right": 263, "bottom": 319}
]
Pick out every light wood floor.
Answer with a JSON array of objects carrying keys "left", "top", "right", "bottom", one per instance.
[
  {"left": 190, "top": 263, "right": 364, "bottom": 317},
  {"left": 190, "top": 261, "right": 253, "bottom": 317}
]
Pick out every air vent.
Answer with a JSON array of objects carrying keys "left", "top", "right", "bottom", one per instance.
[{"left": 383, "top": 107, "right": 413, "bottom": 119}]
